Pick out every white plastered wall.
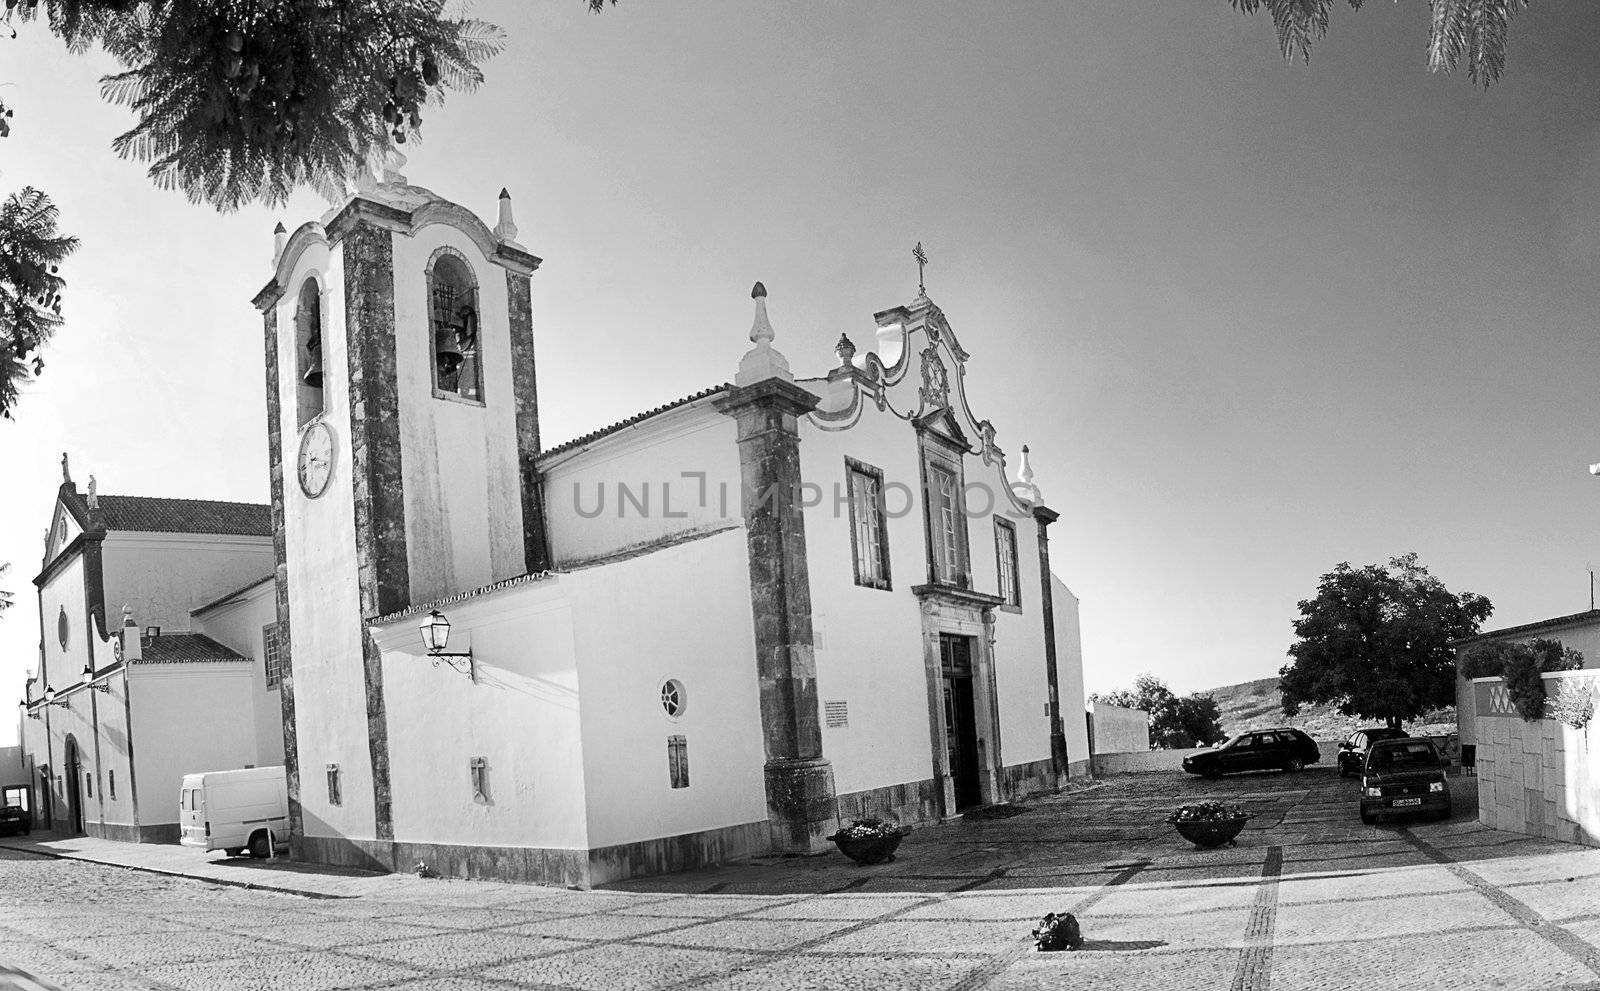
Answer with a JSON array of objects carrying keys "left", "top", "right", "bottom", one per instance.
[
  {"left": 276, "top": 238, "right": 376, "bottom": 843},
  {"left": 192, "top": 580, "right": 285, "bottom": 767},
  {"left": 1051, "top": 574, "right": 1091, "bottom": 772},
  {"left": 101, "top": 533, "right": 274, "bottom": 633},
  {"left": 129, "top": 663, "right": 261, "bottom": 829},
  {"left": 391, "top": 222, "right": 526, "bottom": 604}
]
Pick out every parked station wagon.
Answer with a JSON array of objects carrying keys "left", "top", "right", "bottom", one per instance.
[{"left": 1182, "top": 727, "right": 1320, "bottom": 778}]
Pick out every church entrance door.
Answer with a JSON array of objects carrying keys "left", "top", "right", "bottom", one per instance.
[
  {"left": 63, "top": 736, "right": 84, "bottom": 835},
  {"left": 940, "top": 634, "right": 982, "bottom": 811}
]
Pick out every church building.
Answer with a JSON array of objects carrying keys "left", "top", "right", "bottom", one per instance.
[
  {"left": 20, "top": 467, "right": 284, "bottom": 841},
  {"left": 256, "top": 169, "right": 1089, "bottom": 886}
]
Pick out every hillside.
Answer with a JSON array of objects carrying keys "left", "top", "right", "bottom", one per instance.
[{"left": 1201, "top": 676, "right": 1456, "bottom": 743}]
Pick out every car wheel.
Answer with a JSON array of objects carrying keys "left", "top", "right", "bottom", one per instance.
[
  {"left": 1284, "top": 758, "right": 1305, "bottom": 773},
  {"left": 248, "top": 832, "right": 271, "bottom": 859}
]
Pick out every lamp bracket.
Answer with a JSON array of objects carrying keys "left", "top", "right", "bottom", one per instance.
[{"left": 427, "top": 649, "right": 476, "bottom": 682}]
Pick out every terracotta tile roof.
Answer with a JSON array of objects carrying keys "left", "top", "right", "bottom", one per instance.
[
  {"left": 64, "top": 490, "right": 271, "bottom": 537},
  {"left": 538, "top": 385, "right": 730, "bottom": 460},
  {"left": 136, "top": 633, "right": 247, "bottom": 664}
]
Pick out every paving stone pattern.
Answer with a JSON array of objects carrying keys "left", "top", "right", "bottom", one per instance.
[{"left": 5, "top": 769, "right": 1600, "bottom": 989}]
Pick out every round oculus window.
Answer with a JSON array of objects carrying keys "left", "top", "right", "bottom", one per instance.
[
  {"left": 660, "top": 679, "right": 686, "bottom": 719},
  {"left": 57, "top": 605, "right": 69, "bottom": 651}
]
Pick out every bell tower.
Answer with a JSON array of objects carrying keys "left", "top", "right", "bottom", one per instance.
[{"left": 252, "top": 170, "right": 546, "bottom": 864}]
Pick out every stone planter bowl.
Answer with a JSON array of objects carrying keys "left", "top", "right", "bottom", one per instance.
[
  {"left": 1171, "top": 816, "right": 1251, "bottom": 849},
  {"left": 828, "top": 830, "right": 904, "bottom": 865}
]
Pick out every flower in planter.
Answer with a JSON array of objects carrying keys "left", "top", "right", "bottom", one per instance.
[
  {"left": 832, "top": 816, "right": 903, "bottom": 840},
  {"left": 1166, "top": 800, "right": 1250, "bottom": 824}
]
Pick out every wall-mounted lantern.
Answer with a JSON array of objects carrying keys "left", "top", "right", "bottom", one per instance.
[
  {"left": 418, "top": 609, "right": 475, "bottom": 681},
  {"left": 19, "top": 700, "right": 39, "bottom": 721},
  {"left": 81, "top": 663, "right": 110, "bottom": 694},
  {"left": 42, "top": 686, "right": 69, "bottom": 708}
]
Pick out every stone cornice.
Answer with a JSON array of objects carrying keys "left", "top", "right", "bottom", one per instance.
[
  {"left": 911, "top": 583, "right": 1006, "bottom": 609},
  {"left": 715, "top": 378, "right": 822, "bottom": 418},
  {"left": 1033, "top": 505, "right": 1060, "bottom": 525}
]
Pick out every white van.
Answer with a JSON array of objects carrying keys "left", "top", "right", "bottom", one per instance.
[{"left": 179, "top": 766, "right": 289, "bottom": 858}]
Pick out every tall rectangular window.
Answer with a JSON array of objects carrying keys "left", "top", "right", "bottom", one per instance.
[
  {"left": 326, "top": 764, "right": 342, "bottom": 806},
  {"left": 927, "top": 462, "right": 968, "bottom": 585},
  {"left": 262, "top": 622, "right": 283, "bottom": 690},
  {"left": 846, "top": 458, "right": 891, "bottom": 590},
  {"left": 109, "top": 769, "right": 116, "bottom": 801},
  {"left": 995, "top": 518, "right": 1020, "bottom": 607}
]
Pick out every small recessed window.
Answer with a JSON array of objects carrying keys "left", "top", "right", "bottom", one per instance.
[
  {"left": 660, "top": 679, "right": 686, "bottom": 719},
  {"left": 109, "top": 770, "right": 116, "bottom": 801},
  {"left": 470, "top": 757, "right": 488, "bottom": 802},
  {"left": 326, "top": 764, "right": 342, "bottom": 806},
  {"left": 262, "top": 622, "right": 284, "bottom": 690},
  {"left": 668, "top": 735, "right": 689, "bottom": 789},
  {"left": 85, "top": 771, "right": 93, "bottom": 799}
]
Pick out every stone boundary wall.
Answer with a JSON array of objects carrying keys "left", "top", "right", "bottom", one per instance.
[
  {"left": 1092, "top": 746, "right": 1209, "bottom": 775},
  {"left": 1473, "top": 672, "right": 1600, "bottom": 847}
]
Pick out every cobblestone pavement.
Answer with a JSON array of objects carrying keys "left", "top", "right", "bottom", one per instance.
[{"left": 4, "top": 768, "right": 1600, "bottom": 990}]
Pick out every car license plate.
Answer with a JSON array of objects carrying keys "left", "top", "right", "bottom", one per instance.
[{"left": 1393, "top": 798, "right": 1422, "bottom": 807}]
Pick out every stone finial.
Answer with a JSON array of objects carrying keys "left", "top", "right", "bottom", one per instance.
[
  {"left": 494, "top": 187, "right": 520, "bottom": 244},
  {"left": 273, "top": 222, "right": 288, "bottom": 267},
  {"left": 736, "top": 282, "right": 792, "bottom": 386},
  {"left": 87, "top": 475, "right": 97, "bottom": 509},
  {"left": 835, "top": 334, "right": 857, "bottom": 368},
  {"left": 1013, "top": 444, "right": 1043, "bottom": 505},
  {"left": 122, "top": 604, "right": 135, "bottom": 627},
  {"left": 61, "top": 451, "right": 71, "bottom": 484}
]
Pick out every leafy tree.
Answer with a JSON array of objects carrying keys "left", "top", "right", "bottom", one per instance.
[
  {"left": 0, "top": 0, "right": 614, "bottom": 418},
  {"left": 1231, "top": 0, "right": 1530, "bottom": 86},
  {"left": 0, "top": 188, "right": 79, "bottom": 418},
  {"left": 1458, "top": 637, "right": 1582, "bottom": 721},
  {"left": 1091, "top": 674, "right": 1225, "bottom": 749},
  {"left": 0, "top": 562, "right": 14, "bottom": 614},
  {"left": 1281, "top": 552, "right": 1493, "bottom": 729}
]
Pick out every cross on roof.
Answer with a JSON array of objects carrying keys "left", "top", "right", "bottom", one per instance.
[{"left": 913, "top": 241, "right": 929, "bottom": 297}]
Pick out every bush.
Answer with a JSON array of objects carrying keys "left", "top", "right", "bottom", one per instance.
[{"left": 1459, "top": 638, "right": 1584, "bottom": 722}]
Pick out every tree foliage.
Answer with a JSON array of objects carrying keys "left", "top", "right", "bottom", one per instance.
[
  {"left": 1091, "top": 673, "right": 1226, "bottom": 749},
  {"left": 1230, "top": 0, "right": 1529, "bottom": 86},
  {"left": 0, "top": 562, "right": 14, "bottom": 614},
  {"left": 0, "top": 188, "right": 79, "bottom": 418},
  {"left": 1458, "top": 637, "right": 1582, "bottom": 721},
  {"left": 1281, "top": 552, "right": 1492, "bottom": 728}
]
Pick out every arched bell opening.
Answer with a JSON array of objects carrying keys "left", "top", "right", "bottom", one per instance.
[
  {"left": 427, "top": 251, "right": 482, "bottom": 402},
  {"left": 295, "top": 277, "right": 325, "bottom": 427}
]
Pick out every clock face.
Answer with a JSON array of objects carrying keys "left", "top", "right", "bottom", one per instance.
[{"left": 296, "top": 421, "right": 336, "bottom": 499}]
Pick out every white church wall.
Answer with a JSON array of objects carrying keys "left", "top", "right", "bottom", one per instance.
[
  {"left": 377, "top": 579, "right": 591, "bottom": 851},
  {"left": 192, "top": 580, "right": 285, "bottom": 767},
  {"left": 799, "top": 411, "right": 938, "bottom": 797},
  {"left": 37, "top": 554, "right": 88, "bottom": 695},
  {"left": 80, "top": 671, "right": 134, "bottom": 835},
  {"left": 567, "top": 527, "right": 767, "bottom": 849},
  {"left": 991, "top": 530, "right": 1053, "bottom": 769},
  {"left": 101, "top": 533, "right": 274, "bottom": 634},
  {"left": 275, "top": 243, "right": 378, "bottom": 844},
  {"left": 130, "top": 663, "right": 261, "bottom": 832},
  {"left": 392, "top": 221, "right": 526, "bottom": 604},
  {"left": 1052, "top": 574, "right": 1092, "bottom": 776},
  {"left": 541, "top": 404, "right": 741, "bottom": 569}
]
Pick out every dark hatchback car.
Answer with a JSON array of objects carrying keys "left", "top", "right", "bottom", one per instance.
[
  {"left": 0, "top": 804, "right": 30, "bottom": 836},
  {"left": 1337, "top": 727, "right": 1410, "bottom": 777},
  {"left": 1360, "top": 737, "right": 1450, "bottom": 824},
  {"left": 1182, "top": 727, "right": 1321, "bottom": 778}
]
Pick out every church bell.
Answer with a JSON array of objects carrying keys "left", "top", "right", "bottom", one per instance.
[
  {"left": 434, "top": 323, "right": 465, "bottom": 377},
  {"left": 302, "top": 342, "right": 323, "bottom": 388}
]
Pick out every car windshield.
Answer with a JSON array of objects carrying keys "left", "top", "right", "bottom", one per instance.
[
  {"left": 1220, "top": 734, "right": 1250, "bottom": 749},
  {"left": 1368, "top": 742, "right": 1437, "bottom": 772}
]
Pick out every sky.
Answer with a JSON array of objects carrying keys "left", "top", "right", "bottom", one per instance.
[{"left": 3, "top": 1, "right": 1600, "bottom": 747}]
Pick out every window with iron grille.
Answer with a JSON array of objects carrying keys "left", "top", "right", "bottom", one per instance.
[
  {"left": 667, "top": 735, "right": 689, "bottom": 789},
  {"left": 262, "top": 622, "right": 283, "bottom": 690},
  {"left": 428, "top": 252, "right": 483, "bottom": 403},
  {"left": 326, "top": 764, "right": 342, "bottom": 806},
  {"left": 846, "top": 458, "right": 891, "bottom": 590},
  {"left": 994, "top": 518, "right": 1020, "bottom": 607}
]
